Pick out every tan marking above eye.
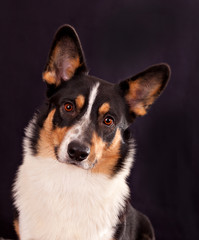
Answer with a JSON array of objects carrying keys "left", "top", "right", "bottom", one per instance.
[
  {"left": 75, "top": 95, "right": 85, "bottom": 110},
  {"left": 99, "top": 102, "right": 110, "bottom": 115}
]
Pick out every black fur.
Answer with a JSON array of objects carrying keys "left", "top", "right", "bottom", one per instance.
[
  {"left": 14, "top": 24, "right": 170, "bottom": 240},
  {"left": 113, "top": 202, "right": 155, "bottom": 240},
  {"left": 25, "top": 102, "right": 50, "bottom": 155}
]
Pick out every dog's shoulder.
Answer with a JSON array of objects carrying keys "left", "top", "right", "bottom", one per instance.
[{"left": 115, "top": 202, "right": 155, "bottom": 240}]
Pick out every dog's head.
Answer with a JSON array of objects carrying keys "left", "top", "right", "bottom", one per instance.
[{"left": 27, "top": 25, "right": 170, "bottom": 177}]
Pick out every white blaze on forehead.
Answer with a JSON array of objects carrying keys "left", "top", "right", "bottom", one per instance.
[
  {"left": 59, "top": 82, "right": 100, "bottom": 163},
  {"left": 83, "top": 82, "right": 100, "bottom": 121}
]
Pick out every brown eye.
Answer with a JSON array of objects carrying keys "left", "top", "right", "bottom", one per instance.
[
  {"left": 103, "top": 117, "right": 114, "bottom": 126},
  {"left": 64, "top": 103, "right": 73, "bottom": 112}
]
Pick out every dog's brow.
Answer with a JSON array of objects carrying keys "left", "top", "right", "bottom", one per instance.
[
  {"left": 83, "top": 82, "right": 100, "bottom": 120},
  {"left": 75, "top": 95, "right": 85, "bottom": 109},
  {"left": 99, "top": 102, "right": 110, "bottom": 115}
]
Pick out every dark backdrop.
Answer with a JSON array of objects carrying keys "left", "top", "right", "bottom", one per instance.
[{"left": 0, "top": 1, "right": 198, "bottom": 239}]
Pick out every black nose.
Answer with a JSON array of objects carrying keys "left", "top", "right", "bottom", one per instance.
[{"left": 67, "top": 141, "right": 90, "bottom": 161}]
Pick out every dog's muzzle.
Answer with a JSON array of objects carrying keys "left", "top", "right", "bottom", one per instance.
[{"left": 67, "top": 141, "right": 90, "bottom": 162}]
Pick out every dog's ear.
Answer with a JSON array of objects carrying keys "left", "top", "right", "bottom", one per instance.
[
  {"left": 119, "top": 64, "right": 171, "bottom": 118},
  {"left": 43, "top": 25, "right": 87, "bottom": 86}
]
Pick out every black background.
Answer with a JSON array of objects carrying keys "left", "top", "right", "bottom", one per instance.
[{"left": 0, "top": 1, "right": 198, "bottom": 239}]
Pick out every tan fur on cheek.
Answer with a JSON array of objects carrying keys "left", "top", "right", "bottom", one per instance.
[
  {"left": 52, "top": 126, "right": 69, "bottom": 146},
  {"left": 88, "top": 132, "right": 106, "bottom": 165},
  {"left": 91, "top": 129, "right": 121, "bottom": 176},
  {"left": 37, "top": 109, "right": 69, "bottom": 158}
]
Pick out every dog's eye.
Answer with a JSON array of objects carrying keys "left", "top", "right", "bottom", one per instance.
[
  {"left": 103, "top": 116, "right": 114, "bottom": 126},
  {"left": 64, "top": 103, "right": 74, "bottom": 112}
]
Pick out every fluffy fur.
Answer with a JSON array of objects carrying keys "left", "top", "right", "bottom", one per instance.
[
  {"left": 14, "top": 156, "right": 129, "bottom": 240},
  {"left": 13, "top": 24, "right": 170, "bottom": 240}
]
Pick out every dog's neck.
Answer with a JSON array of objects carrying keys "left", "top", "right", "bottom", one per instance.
[{"left": 14, "top": 154, "right": 130, "bottom": 240}]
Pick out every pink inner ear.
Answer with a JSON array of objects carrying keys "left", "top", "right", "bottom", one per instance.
[
  {"left": 134, "top": 86, "right": 147, "bottom": 100},
  {"left": 43, "top": 55, "right": 81, "bottom": 85},
  {"left": 61, "top": 59, "right": 72, "bottom": 81},
  {"left": 61, "top": 56, "right": 80, "bottom": 81}
]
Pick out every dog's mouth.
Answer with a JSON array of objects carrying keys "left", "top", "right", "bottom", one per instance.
[{"left": 57, "top": 156, "right": 97, "bottom": 170}]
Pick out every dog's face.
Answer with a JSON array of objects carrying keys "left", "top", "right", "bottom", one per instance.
[{"left": 27, "top": 25, "right": 170, "bottom": 177}]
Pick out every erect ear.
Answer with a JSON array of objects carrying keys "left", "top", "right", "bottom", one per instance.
[
  {"left": 119, "top": 64, "right": 171, "bottom": 117},
  {"left": 43, "top": 25, "right": 87, "bottom": 86}
]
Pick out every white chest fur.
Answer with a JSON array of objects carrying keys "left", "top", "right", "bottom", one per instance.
[{"left": 13, "top": 155, "right": 129, "bottom": 240}]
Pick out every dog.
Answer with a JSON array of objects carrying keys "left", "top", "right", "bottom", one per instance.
[{"left": 13, "top": 25, "right": 170, "bottom": 240}]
